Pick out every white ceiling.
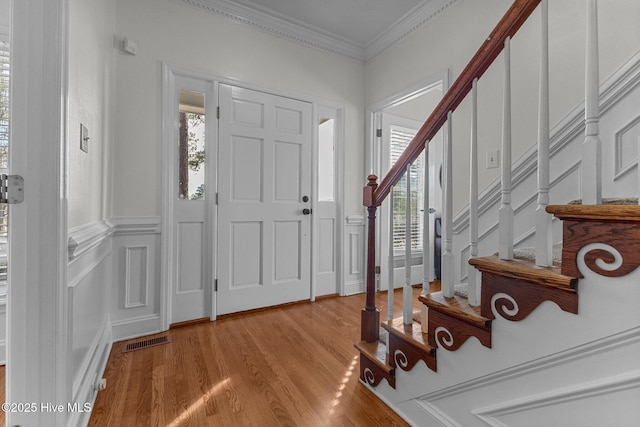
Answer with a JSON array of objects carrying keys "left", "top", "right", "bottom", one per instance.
[
  {"left": 231, "top": 0, "right": 425, "bottom": 47},
  {"left": 179, "top": 0, "right": 459, "bottom": 61}
]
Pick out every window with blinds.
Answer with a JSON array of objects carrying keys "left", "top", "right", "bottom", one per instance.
[
  {"left": 390, "top": 124, "right": 425, "bottom": 253},
  {"left": 0, "top": 39, "right": 8, "bottom": 293},
  {"left": 0, "top": 40, "right": 8, "bottom": 170}
]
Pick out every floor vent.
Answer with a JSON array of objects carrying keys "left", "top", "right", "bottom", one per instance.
[{"left": 123, "top": 335, "right": 170, "bottom": 353}]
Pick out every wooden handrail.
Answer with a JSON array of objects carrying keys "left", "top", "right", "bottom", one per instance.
[
  {"left": 360, "top": 0, "right": 542, "bottom": 343},
  {"left": 370, "top": 0, "right": 541, "bottom": 207}
]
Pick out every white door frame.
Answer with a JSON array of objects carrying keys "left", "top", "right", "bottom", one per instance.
[
  {"left": 161, "top": 63, "right": 345, "bottom": 324},
  {"left": 9, "top": 0, "right": 70, "bottom": 425},
  {"left": 162, "top": 67, "right": 216, "bottom": 326},
  {"left": 365, "top": 70, "right": 450, "bottom": 291}
]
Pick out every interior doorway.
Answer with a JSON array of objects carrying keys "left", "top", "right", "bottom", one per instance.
[
  {"left": 162, "top": 66, "right": 341, "bottom": 324},
  {"left": 367, "top": 71, "right": 449, "bottom": 292}
]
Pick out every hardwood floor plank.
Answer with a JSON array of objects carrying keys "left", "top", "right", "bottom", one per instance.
[{"left": 86, "top": 291, "right": 409, "bottom": 426}]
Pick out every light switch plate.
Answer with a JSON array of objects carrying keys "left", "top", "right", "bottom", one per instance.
[
  {"left": 80, "top": 124, "right": 89, "bottom": 153},
  {"left": 486, "top": 150, "right": 499, "bottom": 169}
]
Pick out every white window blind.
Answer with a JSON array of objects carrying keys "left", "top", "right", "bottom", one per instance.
[
  {"left": 0, "top": 39, "right": 8, "bottom": 292},
  {"left": 0, "top": 40, "right": 8, "bottom": 170},
  {"left": 389, "top": 124, "right": 425, "bottom": 253}
]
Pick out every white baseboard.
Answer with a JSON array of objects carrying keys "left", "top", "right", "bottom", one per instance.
[
  {"left": 344, "top": 280, "right": 365, "bottom": 296},
  {"left": 111, "top": 313, "right": 163, "bottom": 342},
  {"left": 69, "top": 319, "right": 112, "bottom": 427}
]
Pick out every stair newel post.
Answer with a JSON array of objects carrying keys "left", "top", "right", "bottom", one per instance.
[
  {"left": 583, "top": 0, "right": 602, "bottom": 205},
  {"left": 422, "top": 140, "right": 431, "bottom": 294},
  {"left": 387, "top": 185, "right": 395, "bottom": 321},
  {"left": 442, "top": 111, "right": 455, "bottom": 298},
  {"left": 499, "top": 36, "right": 514, "bottom": 261},
  {"left": 535, "top": 0, "right": 553, "bottom": 267},
  {"left": 362, "top": 174, "right": 380, "bottom": 342},
  {"left": 468, "top": 79, "right": 480, "bottom": 307},
  {"left": 404, "top": 164, "right": 413, "bottom": 325}
]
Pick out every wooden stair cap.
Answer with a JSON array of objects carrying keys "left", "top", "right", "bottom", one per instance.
[
  {"left": 420, "top": 291, "right": 491, "bottom": 330},
  {"left": 547, "top": 204, "right": 640, "bottom": 222},
  {"left": 470, "top": 255, "right": 577, "bottom": 290}
]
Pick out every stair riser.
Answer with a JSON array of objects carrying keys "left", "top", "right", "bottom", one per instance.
[
  {"left": 560, "top": 220, "right": 640, "bottom": 278},
  {"left": 427, "top": 309, "right": 491, "bottom": 351},
  {"left": 480, "top": 272, "right": 578, "bottom": 321}
]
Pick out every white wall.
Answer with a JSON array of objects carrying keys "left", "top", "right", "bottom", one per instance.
[
  {"left": 0, "top": 0, "right": 9, "bottom": 33},
  {"left": 111, "top": 0, "right": 365, "bottom": 217},
  {"left": 67, "top": 0, "right": 116, "bottom": 423},
  {"left": 68, "top": 0, "right": 116, "bottom": 228},
  {"left": 365, "top": 0, "right": 640, "bottom": 213}
]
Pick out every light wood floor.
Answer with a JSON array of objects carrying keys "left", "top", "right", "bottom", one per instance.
[{"left": 88, "top": 289, "right": 424, "bottom": 427}]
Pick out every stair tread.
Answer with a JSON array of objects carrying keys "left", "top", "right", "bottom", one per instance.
[
  {"left": 419, "top": 291, "right": 491, "bottom": 330},
  {"left": 547, "top": 203, "right": 640, "bottom": 222},
  {"left": 381, "top": 318, "right": 435, "bottom": 356},
  {"left": 354, "top": 340, "right": 392, "bottom": 374},
  {"left": 470, "top": 255, "right": 577, "bottom": 290}
]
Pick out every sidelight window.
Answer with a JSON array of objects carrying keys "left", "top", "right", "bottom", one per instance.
[{"left": 178, "top": 89, "right": 206, "bottom": 200}]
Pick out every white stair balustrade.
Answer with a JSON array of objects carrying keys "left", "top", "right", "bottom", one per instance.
[
  {"left": 403, "top": 164, "right": 413, "bottom": 325},
  {"left": 582, "top": 0, "right": 602, "bottom": 205},
  {"left": 422, "top": 141, "right": 431, "bottom": 294},
  {"left": 387, "top": 186, "right": 395, "bottom": 322},
  {"left": 442, "top": 111, "right": 454, "bottom": 298},
  {"left": 468, "top": 79, "right": 480, "bottom": 306},
  {"left": 535, "top": 0, "right": 553, "bottom": 267},
  {"left": 499, "top": 36, "right": 514, "bottom": 261}
]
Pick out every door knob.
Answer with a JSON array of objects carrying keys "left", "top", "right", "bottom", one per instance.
[{"left": 302, "top": 208, "right": 312, "bottom": 215}]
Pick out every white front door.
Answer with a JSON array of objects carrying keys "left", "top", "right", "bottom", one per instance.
[
  {"left": 170, "top": 76, "right": 214, "bottom": 324},
  {"left": 217, "top": 84, "right": 312, "bottom": 315}
]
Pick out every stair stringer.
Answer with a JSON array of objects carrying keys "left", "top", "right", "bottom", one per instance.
[{"left": 361, "top": 267, "right": 640, "bottom": 426}]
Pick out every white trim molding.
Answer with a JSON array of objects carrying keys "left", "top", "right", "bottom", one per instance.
[
  {"left": 614, "top": 114, "right": 640, "bottom": 180},
  {"left": 109, "top": 216, "right": 161, "bottom": 235},
  {"left": 177, "top": 0, "right": 459, "bottom": 62},
  {"left": 68, "top": 220, "right": 113, "bottom": 261},
  {"left": 124, "top": 245, "right": 150, "bottom": 309}
]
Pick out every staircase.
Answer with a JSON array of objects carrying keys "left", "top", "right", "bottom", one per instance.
[{"left": 355, "top": 1, "right": 640, "bottom": 425}]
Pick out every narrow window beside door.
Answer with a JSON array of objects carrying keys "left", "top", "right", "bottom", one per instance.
[
  {"left": 390, "top": 125, "right": 425, "bottom": 253},
  {"left": 178, "top": 89, "right": 205, "bottom": 200},
  {"left": 0, "top": 39, "right": 10, "bottom": 297}
]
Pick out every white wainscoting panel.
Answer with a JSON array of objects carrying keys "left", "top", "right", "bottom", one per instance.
[
  {"left": 344, "top": 214, "right": 365, "bottom": 295},
  {"left": 110, "top": 217, "right": 162, "bottom": 341},
  {"left": 67, "top": 221, "right": 113, "bottom": 427},
  {"left": 124, "top": 246, "right": 149, "bottom": 308}
]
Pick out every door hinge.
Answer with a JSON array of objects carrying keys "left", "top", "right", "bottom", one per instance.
[
  {"left": 215, "top": 192, "right": 218, "bottom": 205},
  {"left": 376, "top": 129, "right": 382, "bottom": 138},
  {"left": 217, "top": 106, "right": 220, "bottom": 119},
  {"left": 214, "top": 279, "right": 218, "bottom": 292},
  {"left": 0, "top": 174, "right": 24, "bottom": 204}
]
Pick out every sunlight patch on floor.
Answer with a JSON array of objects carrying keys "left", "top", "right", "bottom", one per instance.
[
  {"left": 329, "top": 355, "right": 358, "bottom": 416},
  {"left": 167, "top": 378, "right": 230, "bottom": 427}
]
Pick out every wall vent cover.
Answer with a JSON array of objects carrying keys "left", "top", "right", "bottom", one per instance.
[{"left": 123, "top": 335, "right": 170, "bottom": 352}]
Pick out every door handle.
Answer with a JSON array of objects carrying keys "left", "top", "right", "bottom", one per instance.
[{"left": 302, "top": 208, "right": 312, "bottom": 215}]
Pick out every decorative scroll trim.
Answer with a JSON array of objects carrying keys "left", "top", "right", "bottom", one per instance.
[
  {"left": 491, "top": 292, "right": 520, "bottom": 320},
  {"left": 577, "top": 243, "right": 631, "bottom": 278},
  {"left": 363, "top": 367, "right": 376, "bottom": 385},
  {"left": 394, "top": 349, "right": 409, "bottom": 370},
  {"left": 435, "top": 326, "right": 455, "bottom": 350}
]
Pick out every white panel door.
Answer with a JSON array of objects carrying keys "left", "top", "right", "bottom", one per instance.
[
  {"left": 171, "top": 76, "right": 213, "bottom": 324},
  {"left": 217, "top": 84, "right": 312, "bottom": 315}
]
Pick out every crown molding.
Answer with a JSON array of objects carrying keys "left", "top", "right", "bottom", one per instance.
[
  {"left": 179, "top": 0, "right": 364, "bottom": 61},
  {"left": 366, "top": 0, "right": 459, "bottom": 60},
  {"left": 177, "top": 0, "right": 458, "bottom": 62}
]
